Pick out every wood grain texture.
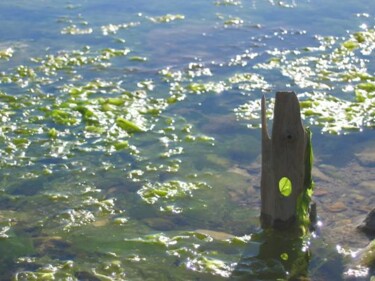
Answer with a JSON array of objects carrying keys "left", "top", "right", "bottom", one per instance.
[{"left": 261, "top": 92, "right": 307, "bottom": 228}]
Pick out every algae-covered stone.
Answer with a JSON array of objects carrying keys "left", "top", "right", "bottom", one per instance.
[
  {"left": 358, "top": 209, "right": 375, "bottom": 237},
  {"left": 359, "top": 240, "right": 375, "bottom": 267}
]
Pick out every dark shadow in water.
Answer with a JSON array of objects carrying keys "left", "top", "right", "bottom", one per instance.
[
  {"left": 231, "top": 227, "right": 344, "bottom": 281},
  {"left": 231, "top": 228, "right": 310, "bottom": 280}
]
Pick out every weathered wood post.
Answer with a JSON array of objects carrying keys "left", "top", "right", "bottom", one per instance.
[{"left": 261, "top": 91, "right": 314, "bottom": 229}]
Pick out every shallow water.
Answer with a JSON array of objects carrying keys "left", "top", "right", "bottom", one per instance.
[{"left": 0, "top": 0, "right": 374, "bottom": 280}]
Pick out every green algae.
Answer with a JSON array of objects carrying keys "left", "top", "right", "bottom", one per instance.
[
  {"left": 13, "top": 258, "right": 126, "bottom": 281},
  {"left": 101, "top": 22, "right": 140, "bottom": 36},
  {"left": 215, "top": 0, "right": 242, "bottom": 6},
  {"left": 129, "top": 56, "right": 148, "bottom": 62},
  {"left": 61, "top": 24, "right": 93, "bottom": 35},
  {"left": 116, "top": 117, "right": 145, "bottom": 133},
  {"left": 186, "top": 81, "right": 228, "bottom": 94},
  {"left": 342, "top": 40, "right": 359, "bottom": 51},
  {"left": 228, "top": 72, "right": 271, "bottom": 91},
  {"left": 0, "top": 40, "right": 172, "bottom": 170},
  {"left": 237, "top": 27, "right": 375, "bottom": 134},
  {"left": 360, "top": 240, "right": 375, "bottom": 267},
  {"left": 224, "top": 17, "right": 244, "bottom": 27},
  {"left": 0, "top": 48, "right": 14, "bottom": 60},
  {"left": 138, "top": 180, "right": 210, "bottom": 205},
  {"left": 148, "top": 14, "right": 185, "bottom": 23}
]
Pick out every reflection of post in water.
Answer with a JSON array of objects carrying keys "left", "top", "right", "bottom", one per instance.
[
  {"left": 232, "top": 92, "right": 315, "bottom": 280},
  {"left": 232, "top": 229, "right": 311, "bottom": 280}
]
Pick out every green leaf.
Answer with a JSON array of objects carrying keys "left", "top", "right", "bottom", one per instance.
[
  {"left": 75, "top": 105, "right": 99, "bottom": 125},
  {"left": 224, "top": 17, "right": 243, "bottom": 26},
  {"left": 116, "top": 117, "right": 144, "bottom": 133},
  {"left": 186, "top": 83, "right": 207, "bottom": 93},
  {"left": 357, "top": 83, "right": 375, "bottom": 93},
  {"left": 48, "top": 109, "right": 77, "bottom": 125},
  {"left": 0, "top": 48, "right": 13, "bottom": 60},
  {"left": 353, "top": 32, "right": 366, "bottom": 43},
  {"left": 280, "top": 253, "right": 289, "bottom": 261},
  {"left": 105, "top": 98, "right": 125, "bottom": 106},
  {"left": 85, "top": 125, "right": 105, "bottom": 134},
  {"left": 342, "top": 40, "right": 359, "bottom": 51},
  {"left": 355, "top": 90, "right": 366, "bottom": 102},
  {"left": 129, "top": 56, "right": 147, "bottom": 62},
  {"left": 48, "top": 128, "right": 58, "bottom": 139},
  {"left": 149, "top": 14, "right": 185, "bottom": 23},
  {"left": 114, "top": 141, "right": 129, "bottom": 151},
  {"left": 279, "top": 177, "right": 292, "bottom": 197}
]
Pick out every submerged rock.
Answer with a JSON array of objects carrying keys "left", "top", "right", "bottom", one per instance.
[
  {"left": 359, "top": 240, "right": 375, "bottom": 268},
  {"left": 349, "top": 239, "right": 375, "bottom": 273},
  {"left": 142, "top": 217, "right": 176, "bottom": 231},
  {"left": 355, "top": 145, "right": 375, "bottom": 167},
  {"left": 194, "top": 229, "right": 235, "bottom": 241},
  {"left": 326, "top": 201, "right": 347, "bottom": 213},
  {"left": 357, "top": 209, "right": 375, "bottom": 237},
  {"left": 344, "top": 240, "right": 375, "bottom": 280},
  {"left": 75, "top": 271, "right": 101, "bottom": 281}
]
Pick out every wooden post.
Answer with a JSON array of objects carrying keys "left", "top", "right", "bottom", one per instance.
[{"left": 261, "top": 91, "right": 312, "bottom": 229}]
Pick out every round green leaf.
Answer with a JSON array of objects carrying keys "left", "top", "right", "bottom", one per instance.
[
  {"left": 280, "top": 252, "right": 289, "bottom": 261},
  {"left": 279, "top": 177, "right": 292, "bottom": 197}
]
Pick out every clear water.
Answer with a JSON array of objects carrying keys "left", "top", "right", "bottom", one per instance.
[{"left": 0, "top": 0, "right": 374, "bottom": 280}]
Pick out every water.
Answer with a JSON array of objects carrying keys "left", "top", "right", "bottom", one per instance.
[{"left": 0, "top": 0, "right": 374, "bottom": 280}]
